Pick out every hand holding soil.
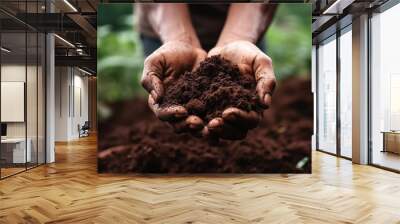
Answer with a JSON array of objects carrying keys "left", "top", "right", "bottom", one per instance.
[
  {"left": 140, "top": 4, "right": 276, "bottom": 140},
  {"left": 157, "top": 49, "right": 275, "bottom": 140},
  {"left": 141, "top": 40, "right": 207, "bottom": 128},
  {"left": 203, "top": 40, "right": 276, "bottom": 139}
]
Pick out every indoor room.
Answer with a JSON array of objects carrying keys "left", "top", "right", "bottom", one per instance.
[
  {"left": 0, "top": 0, "right": 400, "bottom": 223},
  {"left": 0, "top": 7, "right": 46, "bottom": 178}
]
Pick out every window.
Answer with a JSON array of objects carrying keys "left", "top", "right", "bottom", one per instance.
[
  {"left": 370, "top": 3, "right": 400, "bottom": 171},
  {"left": 0, "top": 1, "right": 46, "bottom": 179},
  {"left": 1, "top": 7, "right": 28, "bottom": 177},
  {"left": 339, "top": 27, "right": 352, "bottom": 158},
  {"left": 317, "top": 35, "right": 337, "bottom": 154}
]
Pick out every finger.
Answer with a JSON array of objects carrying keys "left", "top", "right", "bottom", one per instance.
[
  {"left": 222, "top": 107, "right": 260, "bottom": 129},
  {"left": 254, "top": 54, "right": 276, "bottom": 108},
  {"left": 202, "top": 126, "right": 210, "bottom": 138},
  {"left": 141, "top": 53, "right": 164, "bottom": 102},
  {"left": 192, "top": 49, "right": 208, "bottom": 71},
  {"left": 170, "top": 116, "right": 203, "bottom": 136},
  {"left": 203, "top": 117, "right": 224, "bottom": 139},
  {"left": 148, "top": 95, "right": 187, "bottom": 121},
  {"left": 142, "top": 74, "right": 163, "bottom": 102},
  {"left": 201, "top": 127, "right": 221, "bottom": 144},
  {"left": 206, "top": 117, "right": 224, "bottom": 136},
  {"left": 148, "top": 95, "right": 160, "bottom": 117},
  {"left": 158, "top": 105, "right": 188, "bottom": 121},
  {"left": 186, "top": 115, "right": 204, "bottom": 131},
  {"left": 256, "top": 79, "right": 275, "bottom": 108}
]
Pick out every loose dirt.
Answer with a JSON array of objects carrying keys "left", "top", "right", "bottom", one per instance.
[
  {"left": 161, "top": 55, "right": 263, "bottom": 123},
  {"left": 98, "top": 76, "right": 312, "bottom": 173}
]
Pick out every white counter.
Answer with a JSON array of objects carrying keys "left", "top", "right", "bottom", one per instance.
[{"left": 1, "top": 138, "right": 32, "bottom": 163}]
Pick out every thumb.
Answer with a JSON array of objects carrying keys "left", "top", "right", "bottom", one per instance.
[
  {"left": 207, "top": 46, "right": 223, "bottom": 57},
  {"left": 192, "top": 49, "right": 207, "bottom": 71},
  {"left": 141, "top": 53, "right": 164, "bottom": 102}
]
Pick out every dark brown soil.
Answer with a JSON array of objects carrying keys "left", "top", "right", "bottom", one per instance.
[
  {"left": 98, "top": 76, "right": 312, "bottom": 173},
  {"left": 161, "top": 55, "right": 262, "bottom": 122}
]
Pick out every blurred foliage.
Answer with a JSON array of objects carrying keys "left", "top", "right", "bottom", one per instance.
[
  {"left": 266, "top": 4, "right": 311, "bottom": 79},
  {"left": 97, "top": 3, "right": 311, "bottom": 115},
  {"left": 97, "top": 4, "right": 145, "bottom": 118},
  {"left": 98, "top": 4, "right": 135, "bottom": 31}
]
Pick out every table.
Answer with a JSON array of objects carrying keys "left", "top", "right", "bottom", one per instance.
[{"left": 381, "top": 131, "right": 400, "bottom": 154}]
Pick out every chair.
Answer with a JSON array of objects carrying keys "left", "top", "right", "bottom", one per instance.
[{"left": 78, "top": 121, "right": 90, "bottom": 138}]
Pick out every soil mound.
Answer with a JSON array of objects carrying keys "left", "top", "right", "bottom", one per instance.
[
  {"left": 161, "top": 55, "right": 262, "bottom": 122},
  {"left": 98, "top": 76, "right": 312, "bottom": 173}
]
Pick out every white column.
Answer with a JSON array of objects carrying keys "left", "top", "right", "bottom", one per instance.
[
  {"left": 54, "top": 67, "right": 73, "bottom": 141},
  {"left": 46, "top": 32, "right": 55, "bottom": 163},
  {"left": 352, "top": 14, "right": 369, "bottom": 164},
  {"left": 45, "top": 0, "right": 56, "bottom": 163}
]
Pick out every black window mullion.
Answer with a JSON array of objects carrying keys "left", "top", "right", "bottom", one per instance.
[
  {"left": 25, "top": 0, "right": 28, "bottom": 171},
  {"left": 316, "top": 44, "right": 319, "bottom": 151},
  {"left": 336, "top": 25, "right": 341, "bottom": 157},
  {"left": 36, "top": 0, "right": 39, "bottom": 167}
]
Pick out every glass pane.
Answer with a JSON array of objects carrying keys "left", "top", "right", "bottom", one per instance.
[
  {"left": 371, "top": 4, "right": 400, "bottom": 171},
  {"left": 339, "top": 28, "right": 352, "bottom": 158},
  {"left": 27, "top": 30, "right": 38, "bottom": 169},
  {"left": 38, "top": 32, "right": 45, "bottom": 165},
  {"left": 1, "top": 28, "right": 27, "bottom": 177},
  {"left": 26, "top": 0, "right": 39, "bottom": 169},
  {"left": 317, "top": 36, "right": 337, "bottom": 154}
]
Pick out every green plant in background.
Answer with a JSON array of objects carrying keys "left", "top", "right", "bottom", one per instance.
[
  {"left": 97, "top": 23, "right": 144, "bottom": 101},
  {"left": 266, "top": 4, "right": 311, "bottom": 79},
  {"left": 98, "top": 4, "right": 144, "bottom": 102},
  {"left": 97, "top": 3, "right": 311, "bottom": 117},
  {"left": 97, "top": 4, "right": 145, "bottom": 119}
]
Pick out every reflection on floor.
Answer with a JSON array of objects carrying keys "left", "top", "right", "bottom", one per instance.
[
  {"left": 0, "top": 163, "right": 42, "bottom": 178},
  {"left": 373, "top": 150, "right": 400, "bottom": 171},
  {"left": 0, "top": 167, "right": 25, "bottom": 178},
  {"left": 0, "top": 135, "right": 400, "bottom": 223}
]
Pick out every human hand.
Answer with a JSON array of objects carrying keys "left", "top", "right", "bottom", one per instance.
[
  {"left": 141, "top": 41, "right": 207, "bottom": 133},
  {"left": 203, "top": 40, "right": 276, "bottom": 140}
]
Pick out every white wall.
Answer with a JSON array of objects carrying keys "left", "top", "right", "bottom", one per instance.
[
  {"left": 1, "top": 63, "right": 46, "bottom": 164},
  {"left": 54, "top": 67, "right": 89, "bottom": 141},
  {"left": 55, "top": 66, "right": 70, "bottom": 141},
  {"left": 1, "top": 65, "right": 36, "bottom": 138},
  {"left": 1, "top": 65, "right": 26, "bottom": 143}
]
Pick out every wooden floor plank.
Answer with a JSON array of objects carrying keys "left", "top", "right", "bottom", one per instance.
[{"left": 0, "top": 135, "right": 400, "bottom": 223}]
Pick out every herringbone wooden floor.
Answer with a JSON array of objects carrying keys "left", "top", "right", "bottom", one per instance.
[{"left": 1, "top": 135, "right": 400, "bottom": 224}]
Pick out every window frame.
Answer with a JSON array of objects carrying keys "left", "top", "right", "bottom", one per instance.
[{"left": 315, "top": 17, "right": 353, "bottom": 160}]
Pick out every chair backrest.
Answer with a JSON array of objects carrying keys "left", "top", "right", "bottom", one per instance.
[{"left": 82, "top": 121, "right": 90, "bottom": 129}]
